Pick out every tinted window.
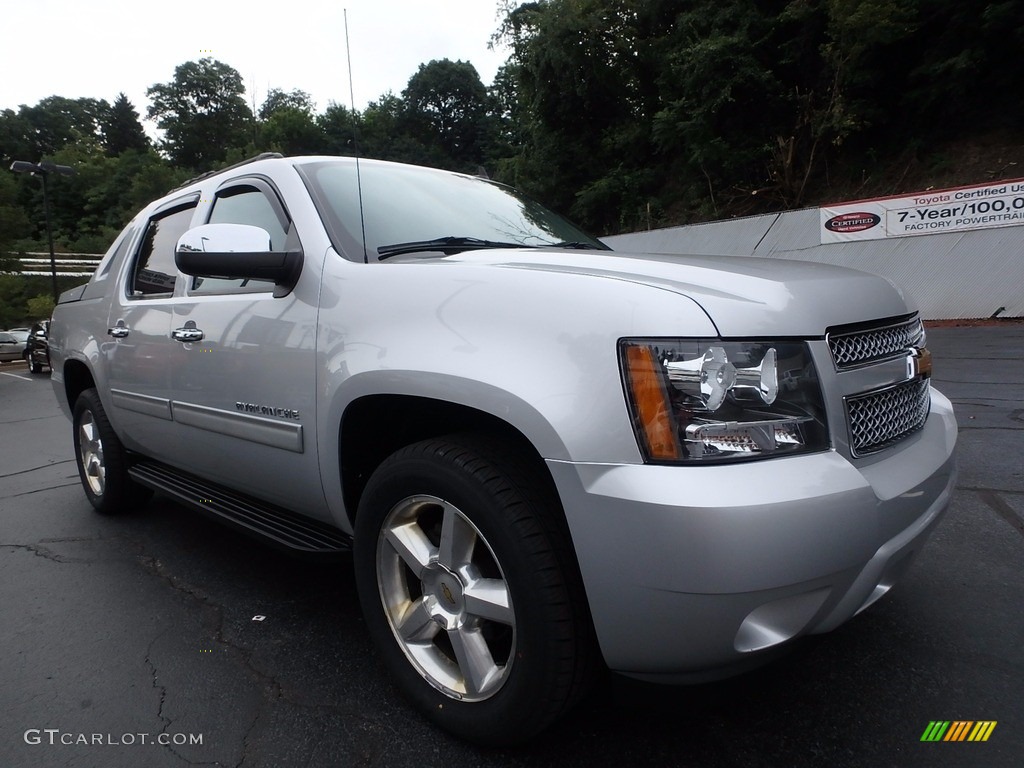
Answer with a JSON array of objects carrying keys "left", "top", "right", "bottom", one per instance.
[
  {"left": 190, "top": 186, "right": 286, "bottom": 294},
  {"left": 131, "top": 205, "right": 195, "bottom": 296},
  {"left": 96, "top": 224, "right": 136, "bottom": 278},
  {"left": 209, "top": 187, "right": 288, "bottom": 248}
]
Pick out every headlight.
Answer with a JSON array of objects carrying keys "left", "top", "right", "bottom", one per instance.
[{"left": 620, "top": 339, "right": 829, "bottom": 463}]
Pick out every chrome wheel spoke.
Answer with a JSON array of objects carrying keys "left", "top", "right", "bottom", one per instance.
[
  {"left": 396, "top": 597, "right": 441, "bottom": 643},
  {"left": 463, "top": 578, "right": 513, "bottom": 625},
  {"left": 448, "top": 625, "right": 499, "bottom": 697},
  {"left": 384, "top": 522, "right": 436, "bottom": 580},
  {"left": 438, "top": 503, "right": 476, "bottom": 570}
]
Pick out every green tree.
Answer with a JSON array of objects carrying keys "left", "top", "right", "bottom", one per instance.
[
  {"left": 494, "top": 0, "right": 660, "bottom": 231},
  {"left": 0, "top": 172, "right": 31, "bottom": 257},
  {"left": 492, "top": 0, "right": 974, "bottom": 229},
  {"left": 0, "top": 108, "right": 34, "bottom": 167},
  {"left": 27, "top": 294, "right": 55, "bottom": 319},
  {"left": 0, "top": 275, "right": 83, "bottom": 327},
  {"left": 16, "top": 96, "right": 110, "bottom": 157},
  {"left": 258, "top": 88, "right": 316, "bottom": 120},
  {"left": 401, "top": 59, "right": 495, "bottom": 169},
  {"left": 359, "top": 94, "right": 446, "bottom": 166},
  {"left": 103, "top": 93, "right": 149, "bottom": 156},
  {"left": 146, "top": 58, "right": 254, "bottom": 170},
  {"left": 904, "top": 0, "right": 1024, "bottom": 134},
  {"left": 317, "top": 102, "right": 359, "bottom": 156},
  {"left": 652, "top": 1, "right": 785, "bottom": 212},
  {"left": 261, "top": 107, "right": 325, "bottom": 155}
]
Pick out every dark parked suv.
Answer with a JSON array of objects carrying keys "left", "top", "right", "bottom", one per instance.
[{"left": 26, "top": 321, "right": 50, "bottom": 374}]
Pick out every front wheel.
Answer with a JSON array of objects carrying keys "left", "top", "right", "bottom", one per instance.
[
  {"left": 72, "top": 388, "right": 151, "bottom": 514},
  {"left": 353, "top": 435, "right": 595, "bottom": 745}
]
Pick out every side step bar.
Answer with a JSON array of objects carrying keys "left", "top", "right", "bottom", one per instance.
[{"left": 129, "top": 461, "right": 351, "bottom": 558}]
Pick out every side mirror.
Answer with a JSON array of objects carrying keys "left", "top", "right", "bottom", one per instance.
[{"left": 175, "top": 223, "right": 303, "bottom": 298}]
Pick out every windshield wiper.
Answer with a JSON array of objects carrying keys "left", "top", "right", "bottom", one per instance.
[
  {"left": 541, "top": 240, "right": 609, "bottom": 250},
  {"left": 377, "top": 236, "right": 531, "bottom": 260}
]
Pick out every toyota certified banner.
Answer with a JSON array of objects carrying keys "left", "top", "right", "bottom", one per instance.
[{"left": 820, "top": 179, "right": 1024, "bottom": 243}]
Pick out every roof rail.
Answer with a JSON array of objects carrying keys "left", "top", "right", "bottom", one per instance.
[{"left": 170, "top": 152, "right": 284, "bottom": 193}]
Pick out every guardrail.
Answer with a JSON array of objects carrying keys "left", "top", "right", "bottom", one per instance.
[{"left": 3, "top": 252, "right": 103, "bottom": 277}]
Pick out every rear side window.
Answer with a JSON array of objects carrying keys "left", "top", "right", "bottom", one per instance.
[
  {"left": 130, "top": 203, "right": 196, "bottom": 297},
  {"left": 95, "top": 224, "right": 136, "bottom": 279}
]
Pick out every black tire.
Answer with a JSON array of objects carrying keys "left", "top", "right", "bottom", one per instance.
[
  {"left": 72, "top": 388, "right": 152, "bottom": 514},
  {"left": 29, "top": 357, "right": 43, "bottom": 374},
  {"left": 353, "top": 434, "right": 596, "bottom": 746}
]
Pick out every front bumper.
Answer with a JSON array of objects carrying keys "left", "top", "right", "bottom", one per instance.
[{"left": 548, "top": 388, "right": 957, "bottom": 682}]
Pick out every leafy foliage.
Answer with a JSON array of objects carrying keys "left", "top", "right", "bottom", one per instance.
[
  {"left": 146, "top": 58, "right": 254, "bottom": 170},
  {"left": 0, "top": 274, "right": 83, "bottom": 327},
  {"left": 259, "top": 88, "right": 316, "bottom": 120},
  {"left": 103, "top": 93, "right": 149, "bottom": 156},
  {"left": 402, "top": 59, "right": 494, "bottom": 169},
  {"left": 495, "top": 0, "right": 1024, "bottom": 233},
  {"left": 1, "top": 8, "right": 1022, "bottom": 267}
]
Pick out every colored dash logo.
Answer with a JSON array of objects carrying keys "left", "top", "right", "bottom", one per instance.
[{"left": 921, "top": 721, "right": 997, "bottom": 742}]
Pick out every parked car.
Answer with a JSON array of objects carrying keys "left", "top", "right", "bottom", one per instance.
[
  {"left": 0, "top": 331, "right": 24, "bottom": 362},
  {"left": 26, "top": 321, "right": 50, "bottom": 374},
  {"left": 2, "top": 328, "right": 29, "bottom": 360},
  {"left": 47, "top": 154, "right": 957, "bottom": 745}
]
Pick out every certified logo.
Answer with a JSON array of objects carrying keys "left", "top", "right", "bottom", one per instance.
[{"left": 825, "top": 212, "right": 881, "bottom": 233}]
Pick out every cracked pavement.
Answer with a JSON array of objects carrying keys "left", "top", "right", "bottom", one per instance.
[{"left": 1, "top": 327, "right": 1022, "bottom": 768}]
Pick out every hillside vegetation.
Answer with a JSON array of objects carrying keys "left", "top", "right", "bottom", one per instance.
[{"left": 1, "top": 1, "right": 1021, "bottom": 271}]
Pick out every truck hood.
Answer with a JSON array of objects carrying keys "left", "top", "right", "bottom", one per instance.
[{"left": 439, "top": 248, "right": 912, "bottom": 337}]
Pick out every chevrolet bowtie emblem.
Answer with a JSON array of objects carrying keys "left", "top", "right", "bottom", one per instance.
[{"left": 909, "top": 347, "right": 933, "bottom": 379}]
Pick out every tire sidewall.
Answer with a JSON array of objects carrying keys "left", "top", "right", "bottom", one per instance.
[
  {"left": 71, "top": 388, "right": 148, "bottom": 514},
  {"left": 354, "top": 446, "right": 570, "bottom": 744},
  {"left": 72, "top": 391, "right": 106, "bottom": 509}
]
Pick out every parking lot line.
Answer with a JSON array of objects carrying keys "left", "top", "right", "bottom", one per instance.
[{"left": 1, "top": 372, "right": 32, "bottom": 381}]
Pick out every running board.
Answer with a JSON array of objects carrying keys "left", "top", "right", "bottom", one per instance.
[{"left": 129, "top": 461, "right": 351, "bottom": 558}]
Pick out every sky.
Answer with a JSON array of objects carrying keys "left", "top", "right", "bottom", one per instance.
[{"left": 0, "top": 0, "right": 511, "bottom": 124}]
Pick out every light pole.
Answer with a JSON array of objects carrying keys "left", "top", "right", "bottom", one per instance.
[{"left": 10, "top": 160, "right": 76, "bottom": 303}]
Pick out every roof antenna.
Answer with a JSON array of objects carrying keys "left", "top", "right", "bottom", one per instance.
[{"left": 344, "top": 8, "right": 369, "bottom": 263}]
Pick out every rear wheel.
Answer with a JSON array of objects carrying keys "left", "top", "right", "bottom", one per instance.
[
  {"left": 353, "top": 435, "right": 595, "bottom": 745},
  {"left": 29, "top": 356, "right": 43, "bottom": 374},
  {"left": 72, "top": 389, "right": 151, "bottom": 514}
]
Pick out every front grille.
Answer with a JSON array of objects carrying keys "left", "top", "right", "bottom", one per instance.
[
  {"left": 846, "top": 378, "right": 931, "bottom": 456},
  {"left": 828, "top": 315, "right": 924, "bottom": 369}
]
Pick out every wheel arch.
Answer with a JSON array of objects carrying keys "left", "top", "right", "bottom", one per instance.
[
  {"left": 338, "top": 394, "right": 563, "bottom": 530},
  {"left": 62, "top": 358, "right": 96, "bottom": 413}
]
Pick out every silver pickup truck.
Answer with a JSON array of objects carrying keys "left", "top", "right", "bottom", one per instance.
[{"left": 49, "top": 154, "right": 957, "bottom": 744}]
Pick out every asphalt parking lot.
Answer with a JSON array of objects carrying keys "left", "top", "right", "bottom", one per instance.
[{"left": 1, "top": 326, "right": 1022, "bottom": 768}]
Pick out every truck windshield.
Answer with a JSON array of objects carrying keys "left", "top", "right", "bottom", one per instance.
[{"left": 298, "top": 159, "right": 609, "bottom": 262}]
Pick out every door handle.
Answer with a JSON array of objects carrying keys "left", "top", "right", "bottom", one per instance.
[
  {"left": 107, "top": 321, "right": 129, "bottom": 338},
  {"left": 171, "top": 322, "right": 204, "bottom": 343}
]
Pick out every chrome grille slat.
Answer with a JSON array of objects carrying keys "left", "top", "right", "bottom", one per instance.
[
  {"left": 846, "top": 378, "right": 931, "bottom": 456},
  {"left": 828, "top": 316, "right": 923, "bottom": 369}
]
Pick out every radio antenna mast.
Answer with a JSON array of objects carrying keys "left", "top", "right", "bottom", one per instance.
[{"left": 344, "top": 9, "right": 369, "bottom": 263}]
